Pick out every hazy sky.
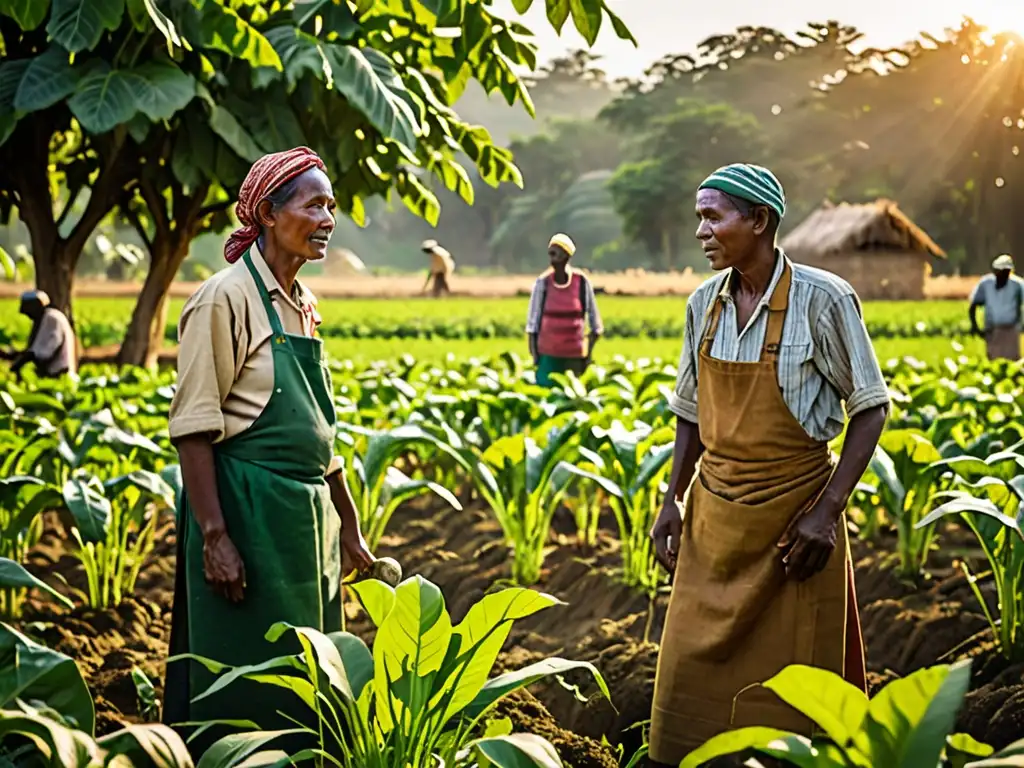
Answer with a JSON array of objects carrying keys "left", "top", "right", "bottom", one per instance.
[{"left": 492, "top": 0, "right": 1024, "bottom": 78}]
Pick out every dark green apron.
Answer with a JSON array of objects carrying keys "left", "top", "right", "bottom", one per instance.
[{"left": 163, "top": 251, "right": 342, "bottom": 757}]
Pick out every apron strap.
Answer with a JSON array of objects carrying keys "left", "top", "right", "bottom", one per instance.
[
  {"left": 759, "top": 259, "right": 792, "bottom": 363},
  {"left": 242, "top": 251, "right": 287, "bottom": 339},
  {"left": 700, "top": 297, "right": 725, "bottom": 356}
]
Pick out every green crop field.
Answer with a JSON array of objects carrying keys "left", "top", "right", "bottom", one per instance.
[{"left": 0, "top": 296, "right": 987, "bottom": 369}]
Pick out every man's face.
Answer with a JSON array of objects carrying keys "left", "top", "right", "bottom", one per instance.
[
  {"left": 695, "top": 189, "right": 762, "bottom": 271},
  {"left": 19, "top": 299, "right": 42, "bottom": 320},
  {"left": 995, "top": 268, "right": 1012, "bottom": 283}
]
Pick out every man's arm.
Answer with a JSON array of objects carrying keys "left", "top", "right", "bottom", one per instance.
[
  {"left": 525, "top": 279, "right": 544, "bottom": 363},
  {"left": 650, "top": 417, "right": 704, "bottom": 572},
  {"left": 969, "top": 280, "right": 985, "bottom": 336},
  {"left": 584, "top": 278, "right": 603, "bottom": 362},
  {"left": 327, "top": 469, "right": 373, "bottom": 573}
]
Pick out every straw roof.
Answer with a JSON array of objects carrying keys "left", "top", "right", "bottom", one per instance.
[{"left": 781, "top": 199, "right": 946, "bottom": 259}]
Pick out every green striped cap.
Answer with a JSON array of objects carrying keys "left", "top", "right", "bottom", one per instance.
[{"left": 698, "top": 163, "right": 786, "bottom": 220}]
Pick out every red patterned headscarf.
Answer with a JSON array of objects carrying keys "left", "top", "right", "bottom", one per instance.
[{"left": 223, "top": 146, "right": 327, "bottom": 264}]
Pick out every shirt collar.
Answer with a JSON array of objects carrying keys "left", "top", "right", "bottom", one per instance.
[
  {"left": 250, "top": 244, "right": 317, "bottom": 312},
  {"left": 718, "top": 248, "right": 789, "bottom": 310}
]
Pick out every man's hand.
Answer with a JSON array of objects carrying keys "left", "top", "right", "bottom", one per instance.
[
  {"left": 650, "top": 501, "right": 683, "bottom": 573},
  {"left": 777, "top": 499, "right": 840, "bottom": 582},
  {"left": 342, "top": 526, "right": 374, "bottom": 574},
  {"left": 203, "top": 529, "right": 246, "bottom": 602}
]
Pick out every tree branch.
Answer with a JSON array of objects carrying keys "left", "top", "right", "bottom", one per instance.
[
  {"left": 139, "top": 175, "right": 171, "bottom": 239},
  {"left": 124, "top": 205, "right": 154, "bottom": 251},
  {"left": 66, "top": 130, "right": 139, "bottom": 257}
]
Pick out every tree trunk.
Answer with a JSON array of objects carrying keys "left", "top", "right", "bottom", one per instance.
[
  {"left": 32, "top": 240, "right": 76, "bottom": 322},
  {"left": 116, "top": 237, "right": 188, "bottom": 368}
]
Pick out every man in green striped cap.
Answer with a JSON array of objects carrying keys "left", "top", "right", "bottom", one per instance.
[{"left": 646, "top": 163, "right": 889, "bottom": 765}]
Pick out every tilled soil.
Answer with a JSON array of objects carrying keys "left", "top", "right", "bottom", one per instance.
[{"left": 13, "top": 502, "right": 1024, "bottom": 764}]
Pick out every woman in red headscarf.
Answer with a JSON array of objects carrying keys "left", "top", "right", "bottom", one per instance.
[{"left": 162, "top": 148, "right": 375, "bottom": 755}]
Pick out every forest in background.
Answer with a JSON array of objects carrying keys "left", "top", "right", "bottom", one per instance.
[{"left": 4, "top": 15, "right": 1024, "bottom": 279}]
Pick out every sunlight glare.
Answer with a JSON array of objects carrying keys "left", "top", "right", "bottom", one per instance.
[{"left": 984, "top": 6, "right": 1024, "bottom": 36}]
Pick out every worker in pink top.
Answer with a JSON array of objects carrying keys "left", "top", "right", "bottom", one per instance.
[{"left": 525, "top": 233, "right": 604, "bottom": 387}]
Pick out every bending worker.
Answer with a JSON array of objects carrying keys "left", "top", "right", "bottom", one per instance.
[
  {"left": 525, "top": 233, "right": 603, "bottom": 386},
  {"left": 647, "top": 164, "right": 889, "bottom": 765},
  {"left": 163, "top": 147, "right": 375, "bottom": 757},
  {"left": 9, "top": 290, "right": 77, "bottom": 379},
  {"left": 969, "top": 253, "right": 1023, "bottom": 361},
  {"left": 421, "top": 239, "right": 454, "bottom": 297}
]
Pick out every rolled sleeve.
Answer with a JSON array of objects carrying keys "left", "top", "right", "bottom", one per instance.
[
  {"left": 667, "top": 299, "right": 700, "bottom": 422},
  {"left": 525, "top": 279, "right": 544, "bottom": 334},
  {"left": 813, "top": 294, "right": 890, "bottom": 419},
  {"left": 326, "top": 455, "right": 344, "bottom": 476},
  {"left": 168, "top": 295, "right": 241, "bottom": 443}
]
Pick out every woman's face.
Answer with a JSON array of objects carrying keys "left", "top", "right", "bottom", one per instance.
[
  {"left": 262, "top": 168, "right": 336, "bottom": 261},
  {"left": 549, "top": 245, "right": 571, "bottom": 271},
  {"left": 694, "top": 188, "right": 764, "bottom": 271}
]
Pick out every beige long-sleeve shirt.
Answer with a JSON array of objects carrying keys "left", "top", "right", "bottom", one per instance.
[{"left": 168, "top": 247, "right": 342, "bottom": 474}]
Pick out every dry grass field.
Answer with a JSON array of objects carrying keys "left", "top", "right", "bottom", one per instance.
[{"left": 0, "top": 271, "right": 981, "bottom": 299}]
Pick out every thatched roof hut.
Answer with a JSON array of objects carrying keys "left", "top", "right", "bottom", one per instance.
[{"left": 781, "top": 199, "right": 945, "bottom": 300}]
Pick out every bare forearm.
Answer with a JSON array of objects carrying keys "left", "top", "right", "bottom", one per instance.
[
  {"left": 588, "top": 332, "right": 600, "bottom": 356},
  {"left": 667, "top": 417, "right": 704, "bottom": 502},
  {"left": 176, "top": 434, "right": 227, "bottom": 538},
  {"left": 327, "top": 471, "right": 361, "bottom": 532},
  {"left": 820, "top": 405, "right": 888, "bottom": 515},
  {"left": 528, "top": 333, "right": 538, "bottom": 360},
  {"left": 969, "top": 305, "right": 981, "bottom": 333}
]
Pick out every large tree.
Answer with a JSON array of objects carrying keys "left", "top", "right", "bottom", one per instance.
[{"left": 0, "top": 0, "right": 633, "bottom": 365}]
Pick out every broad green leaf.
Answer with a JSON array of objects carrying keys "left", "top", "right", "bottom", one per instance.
[
  {"left": 471, "top": 732, "right": 564, "bottom": 767},
  {"left": 680, "top": 727, "right": 805, "bottom": 768},
  {"left": 265, "top": 623, "right": 355, "bottom": 700},
  {"left": 328, "top": 631, "right": 374, "bottom": 699},
  {"left": 0, "top": 623, "right": 94, "bottom": 735},
  {"left": 200, "top": 3, "right": 282, "bottom": 71},
  {"left": 0, "top": 0, "right": 51, "bottom": 29},
  {"left": 189, "top": 655, "right": 304, "bottom": 704},
  {"left": 13, "top": 46, "right": 80, "bottom": 112},
  {"left": 946, "top": 733, "right": 993, "bottom": 768},
  {"left": 854, "top": 661, "right": 972, "bottom": 767},
  {"left": 47, "top": 0, "right": 124, "bottom": 53},
  {"left": 130, "top": 0, "right": 181, "bottom": 48},
  {"left": 464, "top": 657, "right": 610, "bottom": 720},
  {"left": 510, "top": 0, "right": 533, "bottom": 11},
  {"left": 61, "top": 477, "right": 111, "bottom": 542},
  {"left": 0, "top": 558, "right": 74, "bottom": 610},
  {"left": 263, "top": 27, "right": 327, "bottom": 86},
  {"left": 0, "top": 709, "right": 100, "bottom": 766},
  {"left": 442, "top": 588, "right": 563, "bottom": 721},
  {"left": 917, "top": 495, "right": 1019, "bottom": 533},
  {"left": 567, "top": 0, "right": 601, "bottom": 46},
  {"left": 197, "top": 730, "right": 307, "bottom": 768},
  {"left": 0, "top": 245, "right": 14, "bottom": 279},
  {"left": 898, "top": 659, "right": 974, "bottom": 768},
  {"left": 761, "top": 664, "right": 869, "bottom": 745},
  {"left": 968, "top": 737, "right": 1024, "bottom": 766},
  {"left": 104, "top": 469, "right": 176, "bottom": 506},
  {"left": 324, "top": 45, "right": 419, "bottom": 149},
  {"left": 210, "top": 105, "right": 265, "bottom": 163},
  {"left": 545, "top": 0, "right": 570, "bottom": 33},
  {"left": 549, "top": 461, "right": 623, "bottom": 498},
  {"left": 68, "top": 65, "right": 139, "bottom": 134},
  {"left": 96, "top": 723, "right": 193, "bottom": 768},
  {"left": 349, "top": 578, "right": 396, "bottom": 627},
  {"left": 124, "top": 60, "right": 196, "bottom": 122},
  {"left": 373, "top": 576, "right": 452, "bottom": 733}
]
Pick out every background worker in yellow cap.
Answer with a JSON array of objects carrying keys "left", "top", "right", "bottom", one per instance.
[
  {"left": 421, "top": 239, "right": 454, "bottom": 297},
  {"left": 525, "top": 233, "right": 603, "bottom": 386},
  {"left": 969, "top": 254, "right": 1024, "bottom": 361}
]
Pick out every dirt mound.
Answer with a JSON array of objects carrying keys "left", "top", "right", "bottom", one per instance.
[{"left": 14, "top": 497, "right": 1024, "bottom": 758}]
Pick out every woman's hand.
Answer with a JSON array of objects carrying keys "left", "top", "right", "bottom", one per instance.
[
  {"left": 203, "top": 529, "right": 246, "bottom": 602},
  {"left": 777, "top": 500, "right": 839, "bottom": 582},
  {"left": 650, "top": 501, "right": 683, "bottom": 573},
  {"left": 342, "top": 526, "right": 374, "bottom": 574}
]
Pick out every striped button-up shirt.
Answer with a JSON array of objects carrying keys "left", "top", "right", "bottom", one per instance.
[{"left": 668, "top": 252, "right": 890, "bottom": 442}]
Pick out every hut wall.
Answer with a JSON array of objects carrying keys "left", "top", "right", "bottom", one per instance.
[{"left": 789, "top": 250, "right": 928, "bottom": 300}]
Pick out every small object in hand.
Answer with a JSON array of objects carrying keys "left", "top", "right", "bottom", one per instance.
[{"left": 368, "top": 557, "right": 402, "bottom": 587}]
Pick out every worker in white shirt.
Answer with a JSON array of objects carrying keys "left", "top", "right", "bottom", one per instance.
[
  {"left": 421, "top": 240, "right": 454, "bottom": 297},
  {"left": 10, "top": 290, "right": 77, "bottom": 379}
]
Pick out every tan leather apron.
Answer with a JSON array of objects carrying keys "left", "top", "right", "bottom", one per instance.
[{"left": 649, "top": 263, "right": 866, "bottom": 764}]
